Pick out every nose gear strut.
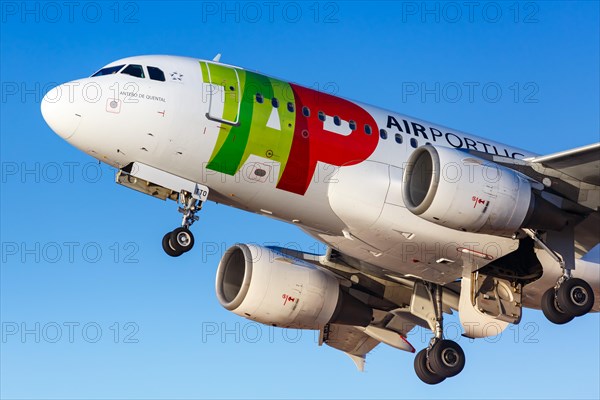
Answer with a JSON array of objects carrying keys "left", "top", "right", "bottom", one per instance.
[{"left": 162, "top": 191, "right": 204, "bottom": 257}]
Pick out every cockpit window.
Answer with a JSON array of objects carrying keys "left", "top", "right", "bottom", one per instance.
[
  {"left": 91, "top": 64, "right": 125, "bottom": 77},
  {"left": 147, "top": 66, "right": 166, "bottom": 82},
  {"left": 120, "top": 64, "right": 145, "bottom": 78}
]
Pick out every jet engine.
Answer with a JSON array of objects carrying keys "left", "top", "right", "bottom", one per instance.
[
  {"left": 402, "top": 145, "right": 569, "bottom": 236},
  {"left": 215, "top": 244, "right": 373, "bottom": 329}
]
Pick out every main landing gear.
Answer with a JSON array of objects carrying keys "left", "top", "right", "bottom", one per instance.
[
  {"left": 414, "top": 285, "right": 466, "bottom": 385},
  {"left": 162, "top": 191, "right": 203, "bottom": 257},
  {"left": 522, "top": 229, "right": 595, "bottom": 324},
  {"left": 541, "top": 275, "right": 594, "bottom": 324}
]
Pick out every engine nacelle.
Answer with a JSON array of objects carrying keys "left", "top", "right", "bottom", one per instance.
[
  {"left": 402, "top": 146, "right": 568, "bottom": 236},
  {"left": 215, "top": 244, "right": 373, "bottom": 329}
]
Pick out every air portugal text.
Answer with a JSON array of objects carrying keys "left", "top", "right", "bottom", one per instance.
[{"left": 385, "top": 115, "right": 525, "bottom": 159}]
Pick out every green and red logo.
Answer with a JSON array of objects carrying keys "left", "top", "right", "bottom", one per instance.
[{"left": 201, "top": 62, "right": 379, "bottom": 195}]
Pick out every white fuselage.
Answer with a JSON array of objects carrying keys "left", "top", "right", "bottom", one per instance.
[{"left": 41, "top": 55, "right": 600, "bottom": 311}]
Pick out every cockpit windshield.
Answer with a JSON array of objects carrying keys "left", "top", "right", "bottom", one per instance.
[
  {"left": 147, "top": 66, "right": 166, "bottom": 82},
  {"left": 121, "top": 64, "right": 145, "bottom": 78},
  {"left": 91, "top": 65, "right": 125, "bottom": 77},
  {"left": 91, "top": 63, "right": 167, "bottom": 82}
]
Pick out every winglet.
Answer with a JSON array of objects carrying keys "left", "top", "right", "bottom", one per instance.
[
  {"left": 345, "top": 353, "right": 366, "bottom": 372},
  {"left": 212, "top": 53, "right": 222, "bottom": 62}
]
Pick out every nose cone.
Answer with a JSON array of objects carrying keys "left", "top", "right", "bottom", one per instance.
[{"left": 41, "top": 84, "right": 82, "bottom": 140}]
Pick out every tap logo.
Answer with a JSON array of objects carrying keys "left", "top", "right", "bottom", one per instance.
[{"left": 201, "top": 62, "right": 379, "bottom": 195}]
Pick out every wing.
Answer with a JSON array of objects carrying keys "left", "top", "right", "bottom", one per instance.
[
  {"left": 527, "top": 142, "right": 600, "bottom": 186},
  {"left": 270, "top": 246, "right": 425, "bottom": 370},
  {"left": 527, "top": 143, "right": 600, "bottom": 256},
  {"left": 319, "top": 309, "right": 419, "bottom": 371},
  {"left": 319, "top": 324, "right": 380, "bottom": 372},
  {"left": 471, "top": 142, "right": 600, "bottom": 257}
]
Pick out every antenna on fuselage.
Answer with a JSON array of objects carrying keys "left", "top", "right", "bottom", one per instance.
[{"left": 212, "top": 53, "right": 222, "bottom": 62}]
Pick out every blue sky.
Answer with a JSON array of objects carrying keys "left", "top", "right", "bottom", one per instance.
[{"left": 1, "top": 1, "right": 599, "bottom": 399}]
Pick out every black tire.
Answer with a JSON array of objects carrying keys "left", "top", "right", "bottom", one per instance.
[
  {"left": 414, "top": 349, "right": 445, "bottom": 385},
  {"left": 162, "top": 232, "right": 182, "bottom": 257},
  {"left": 541, "top": 288, "right": 574, "bottom": 324},
  {"left": 557, "top": 278, "right": 595, "bottom": 317},
  {"left": 428, "top": 340, "right": 465, "bottom": 378},
  {"left": 170, "top": 227, "right": 195, "bottom": 253}
]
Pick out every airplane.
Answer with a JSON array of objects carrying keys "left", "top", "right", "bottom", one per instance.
[{"left": 41, "top": 54, "right": 600, "bottom": 384}]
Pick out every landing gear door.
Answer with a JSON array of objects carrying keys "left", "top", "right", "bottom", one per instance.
[
  {"left": 458, "top": 274, "right": 517, "bottom": 338},
  {"left": 202, "top": 62, "right": 241, "bottom": 126}
]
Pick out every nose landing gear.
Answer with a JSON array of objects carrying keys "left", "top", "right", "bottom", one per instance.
[{"left": 162, "top": 192, "right": 203, "bottom": 257}]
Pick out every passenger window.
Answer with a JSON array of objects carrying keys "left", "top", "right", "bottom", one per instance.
[
  {"left": 256, "top": 93, "right": 264, "bottom": 103},
  {"left": 349, "top": 120, "right": 356, "bottom": 130},
  {"left": 92, "top": 65, "right": 125, "bottom": 77},
  {"left": 380, "top": 129, "right": 388, "bottom": 139},
  {"left": 121, "top": 64, "right": 145, "bottom": 78},
  {"left": 410, "top": 138, "right": 418, "bottom": 148},
  {"left": 272, "top": 98, "right": 279, "bottom": 108},
  {"left": 302, "top": 106, "right": 310, "bottom": 117},
  {"left": 395, "top": 134, "right": 403, "bottom": 144},
  {"left": 364, "top": 124, "right": 372, "bottom": 135},
  {"left": 147, "top": 66, "right": 166, "bottom": 82},
  {"left": 287, "top": 102, "right": 294, "bottom": 112},
  {"left": 333, "top": 116, "right": 341, "bottom": 126},
  {"left": 318, "top": 111, "right": 326, "bottom": 121}
]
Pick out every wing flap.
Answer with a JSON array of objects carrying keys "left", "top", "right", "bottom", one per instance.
[{"left": 320, "top": 324, "right": 380, "bottom": 372}]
